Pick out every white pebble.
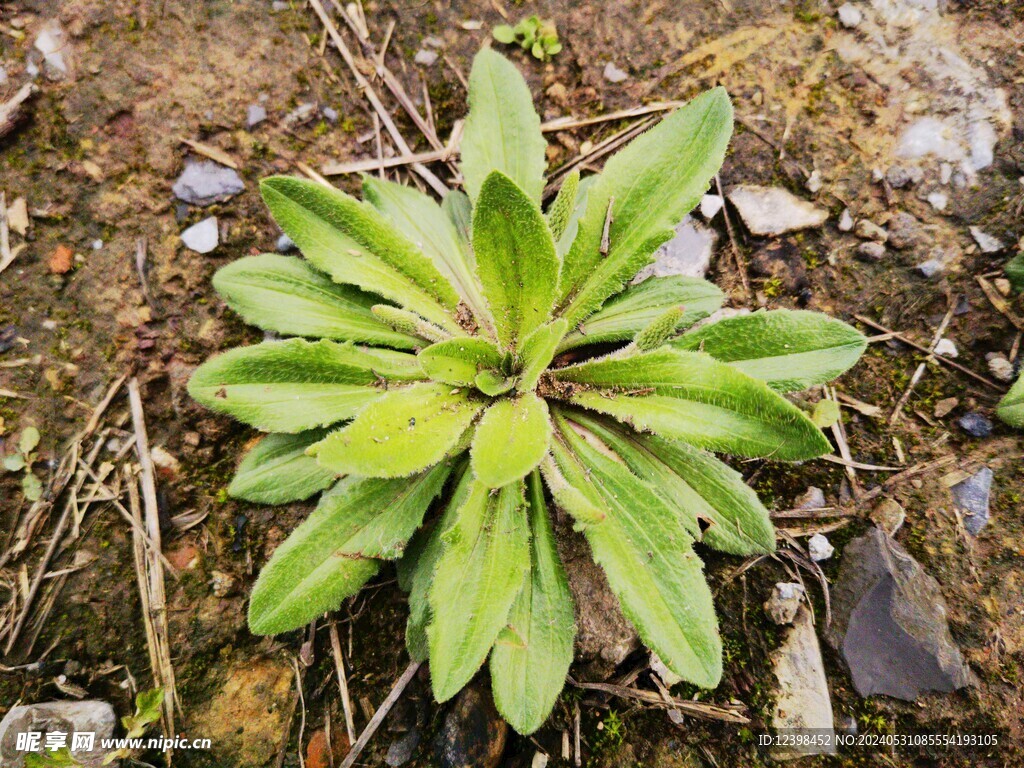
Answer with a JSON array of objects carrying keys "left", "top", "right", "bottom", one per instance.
[
  {"left": 837, "top": 3, "right": 863, "bottom": 28},
  {"left": 934, "top": 338, "right": 958, "bottom": 358},
  {"left": 181, "top": 217, "right": 219, "bottom": 254},
  {"left": 838, "top": 208, "right": 855, "bottom": 232},
  {"left": 808, "top": 533, "right": 834, "bottom": 562},
  {"left": 699, "top": 194, "right": 724, "bottom": 220},
  {"left": 927, "top": 191, "right": 949, "bottom": 211},
  {"left": 603, "top": 62, "right": 629, "bottom": 83}
]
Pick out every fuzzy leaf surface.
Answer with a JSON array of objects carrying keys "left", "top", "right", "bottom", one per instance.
[
  {"left": 187, "top": 339, "right": 422, "bottom": 433},
  {"left": 228, "top": 430, "right": 337, "bottom": 505},
  {"left": 419, "top": 338, "right": 504, "bottom": 387},
  {"left": 557, "top": 89, "right": 732, "bottom": 327},
  {"left": 545, "top": 170, "right": 579, "bottom": 242},
  {"left": 473, "top": 171, "right": 559, "bottom": 349},
  {"left": 460, "top": 48, "right": 546, "bottom": 205},
  {"left": 997, "top": 374, "right": 1024, "bottom": 427},
  {"left": 555, "top": 348, "right": 830, "bottom": 460},
  {"left": 248, "top": 465, "right": 450, "bottom": 634},
  {"left": 516, "top": 319, "right": 568, "bottom": 392},
  {"left": 212, "top": 254, "right": 418, "bottom": 348},
  {"left": 471, "top": 393, "right": 551, "bottom": 488},
  {"left": 312, "top": 382, "right": 484, "bottom": 476},
  {"left": 558, "top": 276, "right": 722, "bottom": 352},
  {"left": 428, "top": 480, "right": 530, "bottom": 702},
  {"left": 673, "top": 309, "right": 866, "bottom": 392},
  {"left": 490, "top": 473, "right": 574, "bottom": 734}
]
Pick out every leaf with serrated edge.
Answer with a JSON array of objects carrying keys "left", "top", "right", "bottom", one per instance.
[
  {"left": 567, "top": 411, "right": 775, "bottom": 555},
  {"left": 557, "top": 89, "right": 732, "bottom": 327},
  {"left": 187, "top": 339, "right": 422, "bottom": 433},
  {"left": 312, "top": 383, "right": 485, "bottom": 477},
  {"left": 363, "top": 176, "right": 492, "bottom": 332},
  {"left": 555, "top": 348, "right": 830, "bottom": 461},
  {"left": 490, "top": 472, "right": 574, "bottom": 734},
  {"left": 248, "top": 464, "right": 451, "bottom": 634},
  {"left": 260, "top": 176, "right": 459, "bottom": 331},
  {"left": 428, "top": 480, "right": 530, "bottom": 702},
  {"left": 545, "top": 170, "right": 579, "bottom": 243},
  {"left": 997, "top": 374, "right": 1024, "bottom": 427},
  {"left": 553, "top": 413, "right": 721, "bottom": 687},
  {"left": 471, "top": 393, "right": 551, "bottom": 488},
  {"left": 419, "top": 338, "right": 504, "bottom": 387},
  {"left": 473, "top": 171, "right": 559, "bottom": 349},
  {"left": 228, "top": 430, "right": 337, "bottom": 505},
  {"left": 558, "top": 276, "right": 722, "bottom": 352},
  {"left": 673, "top": 309, "right": 866, "bottom": 392},
  {"left": 517, "top": 319, "right": 568, "bottom": 392},
  {"left": 540, "top": 451, "right": 606, "bottom": 528},
  {"left": 213, "top": 254, "right": 419, "bottom": 348},
  {"left": 461, "top": 48, "right": 546, "bottom": 205}
]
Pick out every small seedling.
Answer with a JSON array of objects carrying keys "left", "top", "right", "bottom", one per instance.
[
  {"left": 493, "top": 15, "right": 562, "bottom": 61},
  {"left": 189, "top": 48, "right": 866, "bottom": 735},
  {"left": 3, "top": 426, "right": 42, "bottom": 501}
]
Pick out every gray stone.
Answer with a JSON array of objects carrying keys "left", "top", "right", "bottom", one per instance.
[
  {"left": 827, "top": 528, "right": 974, "bottom": 700},
  {"left": 808, "top": 533, "right": 834, "bottom": 562},
  {"left": 435, "top": 682, "right": 506, "bottom": 768},
  {"left": 173, "top": 160, "right": 244, "bottom": 206},
  {"left": 276, "top": 233, "right": 296, "bottom": 253},
  {"left": 805, "top": 169, "right": 823, "bottom": 193},
  {"left": 0, "top": 701, "right": 116, "bottom": 768},
  {"left": 603, "top": 62, "right": 629, "bottom": 83},
  {"left": 855, "top": 219, "right": 888, "bottom": 242},
  {"left": 284, "top": 102, "right": 318, "bottom": 127},
  {"left": 837, "top": 3, "right": 863, "bottom": 28},
  {"left": 870, "top": 498, "right": 906, "bottom": 536},
  {"left": 950, "top": 467, "right": 993, "bottom": 535},
  {"left": 33, "top": 21, "right": 73, "bottom": 81},
  {"left": 857, "top": 241, "right": 886, "bottom": 261},
  {"left": 770, "top": 607, "right": 836, "bottom": 759},
  {"left": 414, "top": 49, "right": 438, "bottom": 66},
  {"left": 927, "top": 191, "right": 949, "bottom": 211},
  {"left": 181, "top": 216, "right": 219, "bottom": 254},
  {"left": 888, "top": 212, "right": 925, "bottom": 250},
  {"left": 885, "top": 165, "right": 921, "bottom": 189},
  {"left": 386, "top": 729, "right": 422, "bottom": 766},
  {"left": 958, "top": 412, "right": 992, "bottom": 438},
  {"left": 632, "top": 215, "right": 716, "bottom": 282},
  {"left": 916, "top": 258, "right": 944, "bottom": 278},
  {"left": 933, "top": 338, "right": 957, "bottom": 358},
  {"left": 699, "top": 194, "right": 724, "bottom": 220},
  {"left": 796, "top": 486, "right": 826, "bottom": 510},
  {"left": 969, "top": 226, "right": 1004, "bottom": 253},
  {"left": 726, "top": 185, "right": 828, "bottom": 236},
  {"left": 322, "top": 106, "right": 339, "bottom": 123},
  {"left": 986, "top": 353, "right": 1015, "bottom": 382},
  {"left": 765, "top": 582, "right": 805, "bottom": 625},
  {"left": 246, "top": 104, "right": 267, "bottom": 129},
  {"left": 838, "top": 208, "right": 854, "bottom": 232}
]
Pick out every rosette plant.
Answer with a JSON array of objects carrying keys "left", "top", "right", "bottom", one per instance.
[{"left": 188, "top": 48, "right": 867, "bottom": 734}]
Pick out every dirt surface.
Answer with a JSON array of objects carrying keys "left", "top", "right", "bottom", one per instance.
[{"left": 2, "top": 1, "right": 1024, "bottom": 766}]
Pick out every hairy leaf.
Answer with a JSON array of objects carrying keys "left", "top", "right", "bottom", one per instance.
[
  {"left": 228, "top": 430, "right": 337, "bottom": 505},
  {"left": 471, "top": 393, "right": 551, "bottom": 487},
  {"left": 558, "top": 276, "right": 723, "bottom": 352},
  {"left": 997, "top": 374, "right": 1024, "bottom": 427},
  {"left": 634, "top": 306, "right": 687, "bottom": 351},
  {"left": 371, "top": 304, "right": 451, "bottom": 344},
  {"left": 428, "top": 480, "right": 530, "bottom": 702},
  {"left": 213, "top": 254, "right": 418, "bottom": 348},
  {"left": 517, "top": 319, "right": 568, "bottom": 392},
  {"left": 187, "top": 339, "right": 422, "bottom": 433},
  {"left": 555, "top": 174, "right": 598, "bottom": 258},
  {"left": 490, "top": 473, "right": 574, "bottom": 734},
  {"left": 475, "top": 370, "right": 517, "bottom": 396},
  {"left": 260, "top": 176, "right": 459, "bottom": 330},
  {"left": 555, "top": 348, "right": 831, "bottom": 460},
  {"left": 473, "top": 171, "right": 559, "bottom": 349},
  {"left": 540, "top": 452, "right": 606, "bottom": 527},
  {"left": 442, "top": 190, "right": 473, "bottom": 247},
  {"left": 419, "top": 338, "right": 504, "bottom": 387},
  {"left": 1006, "top": 252, "right": 1024, "bottom": 294},
  {"left": 248, "top": 465, "right": 450, "bottom": 634},
  {"left": 312, "top": 383, "right": 485, "bottom": 476},
  {"left": 545, "top": 170, "right": 579, "bottom": 242},
  {"left": 557, "top": 89, "right": 733, "bottom": 327},
  {"left": 673, "top": 309, "right": 867, "bottom": 392},
  {"left": 461, "top": 48, "right": 546, "bottom": 204}
]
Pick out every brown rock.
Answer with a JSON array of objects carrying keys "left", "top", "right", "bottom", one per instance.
[
  {"left": 435, "top": 681, "right": 507, "bottom": 768},
  {"left": 48, "top": 244, "right": 74, "bottom": 274},
  {"left": 306, "top": 726, "right": 350, "bottom": 768}
]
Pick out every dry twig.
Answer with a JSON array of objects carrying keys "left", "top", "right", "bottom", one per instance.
[
  {"left": 570, "top": 678, "right": 749, "bottom": 724},
  {"left": 339, "top": 660, "right": 421, "bottom": 768}
]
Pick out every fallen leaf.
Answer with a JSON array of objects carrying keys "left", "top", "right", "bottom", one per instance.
[{"left": 8, "top": 197, "right": 29, "bottom": 235}]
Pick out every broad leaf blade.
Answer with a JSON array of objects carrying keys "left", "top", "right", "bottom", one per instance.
[
  {"left": 312, "top": 382, "right": 485, "bottom": 476},
  {"left": 461, "top": 48, "right": 546, "bottom": 205},
  {"left": 188, "top": 339, "right": 422, "bottom": 433},
  {"left": 558, "top": 276, "right": 723, "bottom": 352},
  {"left": 555, "top": 174, "right": 598, "bottom": 259},
  {"left": 555, "top": 348, "right": 830, "bottom": 460},
  {"left": 473, "top": 171, "right": 559, "bottom": 349},
  {"left": 260, "top": 176, "right": 459, "bottom": 330},
  {"left": 419, "top": 338, "right": 504, "bottom": 387},
  {"left": 673, "top": 309, "right": 866, "bottom": 392},
  {"left": 997, "top": 374, "right": 1024, "bottom": 427},
  {"left": 545, "top": 170, "right": 579, "bottom": 242},
  {"left": 248, "top": 465, "right": 450, "bottom": 634},
  {"left": 213, "top": 254, "right": 418, "bottom": 349},
  {"left": 517, "top": 319, "right": 568, "bottom": 392},
  {"left": 490, "top": 472, "right": 574, "bottom": 735},
  {"left": 228, "top": 430, "right": 337, "bottom": 505},
  {"left": 557, "top": 89, "right": 733, "bottom": 327},
  {"left": 471, "top": 393, "right": 551, "bottom": 488},
  {"left": 428, "top": 480, "right": 530, "bottom": 702}
]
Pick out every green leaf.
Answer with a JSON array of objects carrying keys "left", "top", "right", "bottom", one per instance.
[
  {"left": 461, "top": 48, "right": 546, "bottom": 205},
  {"left": 123, "top": 687, "right": 165, "bottom": 738},
  {"left": 673, "top": 309, "right": 867, "bottom": 392},
  {"left": 22, "top": 473, "right": 42, "bottom": 502},
  {"left": 371, "top": 304, "right": 451, "bottom": 344},
  {"left": 473, "top": 171, "right": 559, "bottom": 349},
  {"left": 249, "top": 465, "right": 450, "bottom": 634},
  {"left": 212, "top": 254, "right": 418, "bottom": 348},
  {"left": 442, "top": 190, "right": 473, "bottom": 247},
  {"left": 539, "top": 452, "right": 606, "bottom": 528},
  {"left": 490, "top": 472, "right": 574, "bottom": 734},
  {"left": 557, "top": 89, "right": 733, "bottom": 327},
  {"left": 312, "top": 383, "right": 485, "bottom": 477},
  {"left": 558, "top": 276, "right": 723, "bottom": 352},
  {"left": 363, "top": 176, "right": 492, "bottom": 332},
  {"left": 187, "top": 339, "right": 422, "bottom": 433},
  {"left": 634, "top": 306, "right": 687, "bottom": 351},
  {"left": 3, "top": 453, "right": 25, "bottom": 472},
  {"left": 475, "top": 370, "right": 517, "bottom": 396},
  {"left": 419, "top": 338, "right": 504, "bottom": 387},
  {"left": 565, "top": 411, "right": 775, "bottom": 555},
  {"left": 228, "top": 431, "right": 337, "bottom": 505},
  {"left": 471, "top": 393, "right": 551, "bottom": 487},
  {"left": 997, "top": 373, "right": 1024, "bottom": 427},
  {"left": 555, "top": 348, "right": 831, "bottom": 460},
  {"left": 1006, "top": 252, "right": 1024, "bottom": 293},
  {"left": 428, "top": 480, "right": 530, "bottom": 702},
  {"left": 19, "top": 426, "right": 40, "bottom": 456},
  {"left": 517, "top": 319, "right": 568, "bottom": 392},
  {"left": 553, "top": 414, "right": 721, "bottom": 687},
  {"left": 546, "top": 170, "right": 579, "bottom": 243},
  {"left": 812, "top": 398, "right": 842, "bottom": 428},
  {"left": 260, "top": 176, "right": 459, "bottom": 331},
  {"left": 556, "top": 174, "right": 597, "bottom": 258},
  {"left": 492, "top": 24, "right": 516, "bottom": 43}
]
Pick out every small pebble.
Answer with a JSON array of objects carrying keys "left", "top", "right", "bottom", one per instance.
[
  {"left": 969, "top": 226, "right": 1004, "bottom": 253},
  {"left": 322, "top": 106, "right": 339, "bottom": 123},
  {"left": 986, "top": 353, "right": 1015, "bottom": 382},
  {"left": 934, "top": 396, "right": 959, "bottom": 418},
  {"left": 808, "top": 533, "right": 835, "bottom": 562},
  {"left": 855, "top": 219, "right": 888, "bottom": 242},
  {"left": 181, "top": 217, "right": 219, "bottom": 254},
  {"left": 795, "top": 486, "right": 826, "bottom": 510},
  {"left": 838, "top": 208, "right": 855, "bottom": 232},
  {"left": 939, "top": 163, "right": 953, "bottom": 185},
  {"left": 603, "top": 62, "right": 629, "bottom": 83},
  {"left": 927, "top": 191, "right": 949, "bottom": 211},
  {"left": 916, "top": 259, "right": 944, "bottom": 278},
  {"left": 700, "top": 194, "right": 724, "bottom": 220},
  {"left": 871, "top": 498, "right": 906, "bottom": 536},
  {"left": 246, "top": 104, "right": 267, "bottom": 129},
  {"left": 276, "top": 234, "right": 296, "bottom": 253},
  {"left": 958, "top": 412, "right": 992, "bottom": 438},
  {"left": 806, "top": 170, "right": 823, "bottom": 194},
  {"left": 885, "top": 165, "right": 916, "bottom": 189},
  {"left": 933, "top": 338, "right": 958, "bottom": 358},
  {"left": 414, "top": 49, "right": 438, "bottom": 66},
  {"left": 837, "top": 2, "right": 863, "bottom": 27},
  {"left": 91, "top": 239, "right": 103, "bottom": 250},
  {"left": 764, "top": 582, "right": 805, "bottom": 625},
  {"left": 857, "top": 241, "right": 886, "bottom": 261}
]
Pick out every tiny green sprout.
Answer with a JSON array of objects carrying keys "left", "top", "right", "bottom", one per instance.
[
  {"left": 493, "top": 15, "right": 562, "bottom": 61},
  {"left": 3, "top": 426, "right": 42, "bottom": 501},
  {"left": 189, "top": 48, "right": 867, "bottom": 736}
]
